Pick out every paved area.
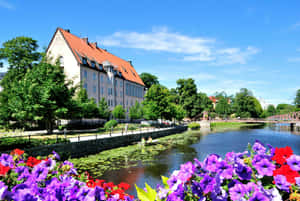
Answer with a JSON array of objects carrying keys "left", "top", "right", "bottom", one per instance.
[{"left": 69, "top": 127, "right": 174, "bottom": 142}]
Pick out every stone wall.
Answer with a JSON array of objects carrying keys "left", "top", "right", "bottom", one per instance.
[{"left": 25, "top": 126, "right": 187, "bottom": 158}]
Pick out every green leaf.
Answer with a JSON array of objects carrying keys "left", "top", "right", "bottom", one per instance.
[
  {"left": 161, "top": 176, "right": 169, "bottom": 189},
  {"left": 135, "top": 184, "right": 157, "bottom": 201}
]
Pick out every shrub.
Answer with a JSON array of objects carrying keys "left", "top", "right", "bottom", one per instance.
[
  {"left": 112, "top": 105, "right": 125, "bottom": 119},
  {"left": 188, "top": 122, "right": 200, "bottom": 130},
  {"left": 104, "top": 119, "right": 118, "bottom": 131}
]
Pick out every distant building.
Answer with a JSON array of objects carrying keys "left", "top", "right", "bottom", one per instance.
[
  {"left": 46, "top": 28, "right": 145, "bottom": 115},
  {"left": 209, "top": 96, "right": 231, "bottom": 109}
]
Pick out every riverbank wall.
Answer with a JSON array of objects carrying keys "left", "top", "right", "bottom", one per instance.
[{"left": 24, "top": 126, "right": 187, "bottom": 158}]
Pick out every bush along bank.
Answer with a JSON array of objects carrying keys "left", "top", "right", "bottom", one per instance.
[
  {"left": 136, "top": 141, "right": 300, "bottom": 201},
  {"left": 0, "top": 149, "right": 134, "bottom": 200}
]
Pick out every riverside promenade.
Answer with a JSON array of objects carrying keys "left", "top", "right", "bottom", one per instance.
[{"left": 23, "top": 125, "right": 188, "bottom": 158}]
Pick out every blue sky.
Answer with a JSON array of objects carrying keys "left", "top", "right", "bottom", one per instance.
[{"left": 0, "top": 0, "right": 300, "bottom": 105}]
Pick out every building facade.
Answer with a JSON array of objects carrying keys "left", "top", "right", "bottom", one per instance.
[{"left": 46, "top": 28, "right": 145, "bottom": 115}]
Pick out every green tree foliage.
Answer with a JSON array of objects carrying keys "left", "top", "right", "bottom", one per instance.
[
  {"left": 0, "top": 36, "right": 41, "bottom": 74},
  {"left": 215, "top": 97, "right": 231, "bottom": 118},
  {"left": 112, "top": 105, "right": 125, "bottom": 119},
  {"left": 176, "top": 78, "right": 198, "bottom": 118},
  {"left": 276, "top": 103, "right": 296, "bottom": 114},
  {"left": 142, "top": 84, "right": 175, "bottom": 120},
  {"left": 233, "top": 88, "right": 262, "bottom": 118},
  {"left": 104, "top": 119, "right": 118, "bottom": 131},
  {"left": 73, "top": 86, "right": 99, "bottom": 118},
  {"left": 139, "top": 72, "right": 159, "bottom": 89},
  {"left": 98, "top": 98, "right": 110, "bottom": 119},
  {"left": 6, "top": 61, "right": 75, "bottom": 133},
  {"left": 129, "top": 101, "right": 143, "bottom": 120},
  {"left": 0, "top": 37, "right": 42, "bottom": 126},
  {"left": 174, "top": 104, "right": 186, "bottom": 121},
  {"left": 267, "top": 105, "right": 276, "bottom": 116},
  {"left": 294, "top": 89, "right": 300, "bottom": 108}
]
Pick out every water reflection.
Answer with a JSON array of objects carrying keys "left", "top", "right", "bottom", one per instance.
[{"left": 101, "top": 124, "right": 300, "bottom": 196}]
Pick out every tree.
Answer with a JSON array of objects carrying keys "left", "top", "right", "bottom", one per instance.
[
  {"left": 139, "top": 72, "right": 159, "bottom": 89},
  {"left": 0, "top": 36, "right": 41, "bottom": 74},
  {"left": 276, "top": 104, "right": 296, "bottom": 114},
  {"left": 266, "top": 105, "right": 276, "bottom": 116},
  {"left": 233, "top": 88, "right": 262, "bottom": 118},
  {"left": 6, "top": 61, "right": 76, "bottom": 133},
  {"left": 98, "top": 98, "right": 110, "bottom": 119},
  {"left": 0, "top": 37, "right": 42, "bottom": 126},
  {"left": 174, "top": 104, "right": 186, "bottom": 122},
  {"left": 176, "top": 78, "right": 198, "bottom": 118},
  {"left": 112, "top": 105, "right": 125, "bottom": 119},
  {"left": 142, "top": 84, "right": 175, "bottom": 120},
  {"left": 294, "top": 89, "right": 300, "bottom": 108},
  {"left": 129, "top": 101, "right": 143, "bottom": 120},
  {"left": 215, "top": 97, "right": 231, "bottom": 118},
  {"left": 73, "top": 86, "right": 99, "bottom": 118}
]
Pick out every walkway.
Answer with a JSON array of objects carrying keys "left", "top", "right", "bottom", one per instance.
[{"left": 69, "top": 127, "right": 175, "bottom": 142}]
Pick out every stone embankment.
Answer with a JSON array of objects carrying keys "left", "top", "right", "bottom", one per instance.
[{"left": 25, "top": 126, "right": 187, "bottom": 158}]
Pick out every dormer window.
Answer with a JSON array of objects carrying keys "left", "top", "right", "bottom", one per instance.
[
  {"left": 82, "top": 57, "right": 88, "bottom": 65},
  {"left": 91, "top": 61, "right": 96, "bottom": 68}
]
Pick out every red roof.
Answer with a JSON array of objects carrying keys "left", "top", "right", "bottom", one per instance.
[
  {"left": 209, "top": 96, "right": 217, "bottom": 103},
  {"left": 56, "top": 28, "right": 145, "bottom": 86}
]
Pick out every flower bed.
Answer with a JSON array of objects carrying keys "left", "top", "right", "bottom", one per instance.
[
  {"left": 0, "top": 149, "right": 134, "bottom": 200},
  {"left": 136, "top": 141, "right": 300, "bottom": 201}
]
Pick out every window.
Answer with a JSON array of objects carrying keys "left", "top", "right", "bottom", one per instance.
[
  {"left": 101, "top": 87, "right": 104, "bottom": 95},
  {"left": 93, "top": 85, "right": 96, "bottom": 93},
  {"left": 93, "top": 72, "right": 96, "bottom": 81},
  {"left": 82, "top": 58, "right": 88, "bottom": 65},
  {"left": 101, "top": 75, "right": 104, "bottom": 83},
  {"left": 126, "top": 83, "right": 129, "bottom": 95},
  {"left": 84, "top": 83, "right": 88, "bottom": 90},
  {"left": 84, "top": 70, "right": 87, "bottom": 79},
  {"left": 120, "top": 81, "right": 123, "bottom": 88},
  {"left": 126, "top": 100, "right": 128, "bottom": 106},
  {"left": 59, "top": 56, "right": 64, "bottom": 66},
  {"left": 108, "top": 100, "right": 110, "bottom": 106},
  {"left": 120, "top": 91, "right": 123, "bottom": 97},
  {"left": 107, "top": 77, "right": 110, "bottom": 84},
  {"left": 115, "top": 80, "right": 117, "bottom": 86},
  {"left": 91, "top": 61, "right": 96, "bottom": 68}
]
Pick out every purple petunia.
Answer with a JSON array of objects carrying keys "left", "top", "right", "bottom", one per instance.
[
  {"left": 229, "top": 183, "right": 246, "bottom": 201},
  {"left": 235, "top": 163, "right": 252, "bottom": 181},
  {"left": 252, "top": 140, "right": 266, "bottom": 155},
  {"left": 32, "top": 164, "right": 49, "bottom": 182},
  {"left": 249, "top": 191, "right": 269, "bottom": 201},
  {"left": 216, "top": 160, "right": 233, "bottom": 179},
  {"left": 253, "top": 158, "right": 275, "bottom": 177},
  {"left": 274, "top": 175, "right": 291, "bottom": 192},
  {"left": 286, "top": 154, "right": 300, "bottom": 171},
  {"left": 205, "top": 154, "right": 221, "bottom": 172}
]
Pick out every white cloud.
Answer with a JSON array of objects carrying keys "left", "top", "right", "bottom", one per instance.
[
  {"left": 188, "top": 73, "right": 216, "bottom": 81},
  {"left": 287, "top": 57, "right": 300, "bottom": 62},
  {"left": 0, "top": 0, "right": 14, "bottom": 9},
  {"left": 99, "top": 27, "right": 259, "bottom": 65},
  {"left": 291, "top": 22, "right": 300, "bottom": 29}
]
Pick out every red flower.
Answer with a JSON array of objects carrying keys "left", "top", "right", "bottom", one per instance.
[
  {"left": 26, "top": 156, "right": 41, "bottom": 167},
  {"left": 110, "top": 189, "right": 125, "bottom": 199},
  {"left": 273, "top": 164, "right": 300, "bottom": 184},
  {"left": 11, "top": 149, "right": 24, "bottom": 156},
  {"left": 272, "top": 146, "right": 293, "bottom": 165},
  {"left": 103, "top": 182, "right": 115, "bottom": 190},
  {"left": 0, "top": 164, "right": 10, "bottom": 176},
  {"left": 86, "top": 179, "right": 96, "bottom": 188},
  {"left": 95, "top": 179, "right": 105, "bottom": 187},
  {"left": 118, "top": 182, "right": 130, "bottom": 191}
]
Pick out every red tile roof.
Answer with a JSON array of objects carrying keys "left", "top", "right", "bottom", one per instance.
[
  {"left": 56, "top": 28, "right": 145, "bottom": 86},
  {"left": 209, "top": 96, "right": 217, "bottom": 103}
]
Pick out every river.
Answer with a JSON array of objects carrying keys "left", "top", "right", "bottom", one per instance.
[{"left": 99, "top": 124, "right": 300, "bottom": 195}]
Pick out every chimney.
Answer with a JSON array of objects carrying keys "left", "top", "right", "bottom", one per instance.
[
  {"left": 82, "top": 37, "right": 89, "bottom": 44},
  {"left": 65, "top": 29, "right": 70, "bottom": 33},
  {"left": 92, "top": 42, "right": 98, "bottom": 48},
  {"left": 128, "top": 60, "right": 133, "bottom": 66}
]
